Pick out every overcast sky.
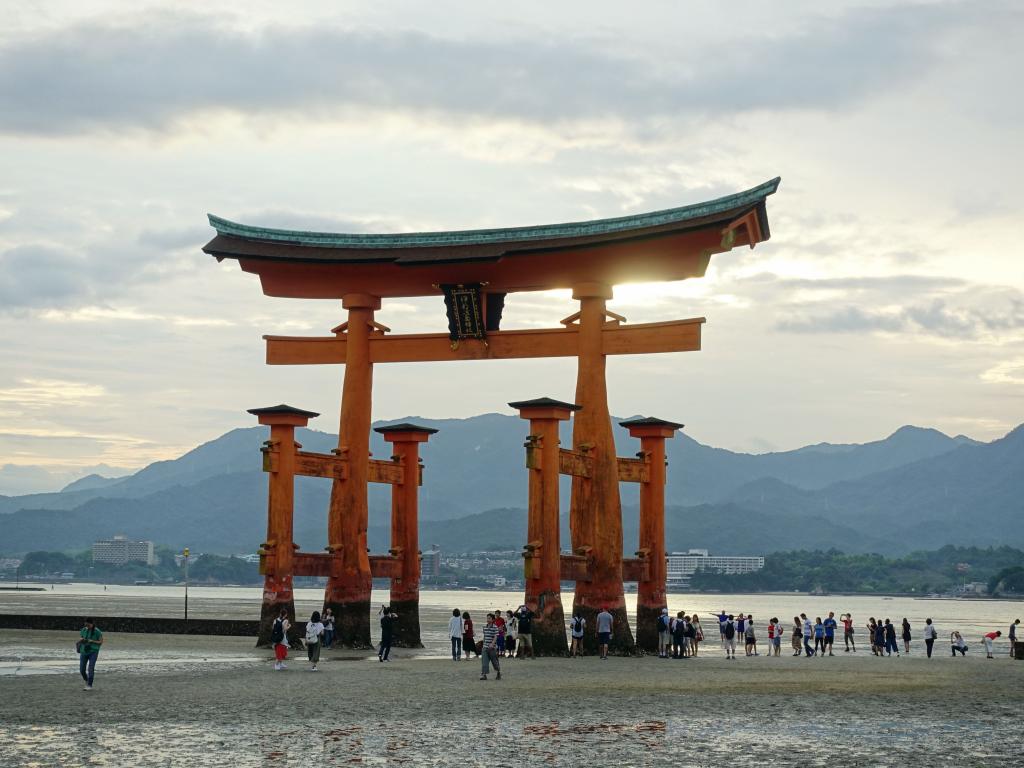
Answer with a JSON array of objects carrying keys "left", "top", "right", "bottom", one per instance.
[{"left": 2, "top": 0, "right": 1023, "bottom": 494}]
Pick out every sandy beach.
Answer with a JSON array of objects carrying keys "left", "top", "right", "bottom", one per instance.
[{"left": 2, "top": 625, "right": 1022, "bottom": 767}]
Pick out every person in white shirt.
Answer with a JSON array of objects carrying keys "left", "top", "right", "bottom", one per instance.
[
  {"left": 922, "top": 618, "right": 937, "bottom": 658},
  {"left": 304, "top": 611, "right": 325, "bottom": 671},
  {"left": 448, "top": 609, "right": 464, "bottom": 661}
]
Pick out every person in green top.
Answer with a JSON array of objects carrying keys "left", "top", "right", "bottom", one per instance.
[{"left": 79, "top": 618, "right": 103, "bottom": 690}]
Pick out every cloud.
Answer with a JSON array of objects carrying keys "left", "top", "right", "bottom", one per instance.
[{"left": 0, "top": 3, "right": 993, "bottom": 136}]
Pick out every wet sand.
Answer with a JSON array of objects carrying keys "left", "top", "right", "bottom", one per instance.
[{"left": 2, "top": 629, "right": 1022, "bottom": 766}]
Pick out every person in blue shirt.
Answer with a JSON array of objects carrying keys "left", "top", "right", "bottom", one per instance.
[
  {"left": 823, "top": 612, "right": 838, "bottom": 657},
  {"left": 813, "top": 617, "right": 825, "bottom": 656}
]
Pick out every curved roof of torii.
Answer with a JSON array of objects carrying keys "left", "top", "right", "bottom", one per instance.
[{"left": 203, "top": 177, "right": 779, "bottom": 299}]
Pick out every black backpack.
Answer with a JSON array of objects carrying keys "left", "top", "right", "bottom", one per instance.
[
  {"left": 658, "top": 615, "right": 670, "bottom": 631},
  {"left": 724, "top": 621, "right": 736, "bottom": 640},
  {"left": 270, "top": 619, "right": 284, "bottom": 644},
  {"left": 572, "top": 616, "right": 584, "bottom": 633}
]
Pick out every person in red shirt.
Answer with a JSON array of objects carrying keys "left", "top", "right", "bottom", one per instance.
[
  {"left": 842, "top": 613, "right": 856, "bottom": 653},
  {"left": 493, "top": 611, "right": 507, "bottom": 656},
  {"left": 983, "top": 630, "right": 1001, "bottom": 658}
]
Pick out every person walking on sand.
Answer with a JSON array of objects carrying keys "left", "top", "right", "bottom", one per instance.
[
  {"left": 1008, "top": 619, "right": 1019, "bottom": 658},
  {"left": 801, "top": 614, "right": 814, "bottom": 657},
  {"left": 718, "top": 610, "right": 729, "bottom": 648},
  {"left": 479, "top": 613, "right": 501, "bottom": 680},
  {"left": 462, "top": 612, "right": 477, "bottom": 659},
  {"left": 378, "top": 606, "right": 396, "bottom": 662},
  {"left": 569, "top": 611, "right": 586, "bottom": 657},
  {"left": 982, "top": 630, "right": 1001, "bottom": 659},
  {"left": 448, "top": 609, "right": 464, "bottom": 661},
  {"left": 791, "top": 617, "right": 803, "bottom": 657},
  {"left": 723, "top": 615, "right": 737, "bottom": 660},
  {"left": 305, "top": 610, "right": 324, "bottom": 671},
  {"left": 823, "top": 612, "right": 837, "bottom": 656},
  {"left": 923, "top": 618, "right": 937, "bottom": 658},
  {"left": 78, "top": 617, "right": 103, "bottom": 691},
  {"left": 597, "top": 606, "right": 614, "bottom": 660},
  {"left": 271, "top": 609, "right": 291, "bottom": 670},
  {"left": 842, "top": 613, "right": 856, "bottom": 653},
  {"left": 322, "top": 608, "right": 335, "bottom": 650},
  {"left": 813, "top": 617, "right": 825, "bottom": 657},
  {"left": 901, "top": 618, "right": 912, "bottom": 654}
]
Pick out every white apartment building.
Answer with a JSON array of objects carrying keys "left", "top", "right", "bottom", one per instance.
[
  {"left": 92, "top": 536, "right": 156, "bottom": 566},
  {"left": 667, "top": 549, "right": 764, "bottom": 584},
  {"left": 421, "top": 546, "right": 441, "bottom": 580}
]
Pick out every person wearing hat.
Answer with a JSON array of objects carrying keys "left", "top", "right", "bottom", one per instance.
[{"left": 657, "top": 608, "right": 671, "bottom": 658}]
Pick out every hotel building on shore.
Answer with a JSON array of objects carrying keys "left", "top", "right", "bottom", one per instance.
[
  {"left": 667, "top": 549, "right": 765, "bottom": 585},
  {"left": 92, "top": 536, "right": 156, "bottom": 566}
]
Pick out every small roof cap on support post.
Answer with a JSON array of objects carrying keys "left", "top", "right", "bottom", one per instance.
[
  {"left": 619, "top": 416, "right": 684, "bottom": 439},
  {"left": 374, "top": 422, "right": 439, "bottom": 443},
  {"left": 509, "top": 397, "right": 582, "bottom": 421},
  {"left": 247, "top": 404, "right": 320, "bottom": 427}
]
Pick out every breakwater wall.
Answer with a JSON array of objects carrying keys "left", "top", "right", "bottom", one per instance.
[{"left": 0, "top": 614, "right": 259, "bottom": 636}]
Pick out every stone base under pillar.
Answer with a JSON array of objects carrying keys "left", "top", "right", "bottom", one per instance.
[
  {"left": 635, "top": 603, "right": 664, "bottom": 654},
  {"left": 324, "top": 599, "right": 372, "bottom": 648},
  {"left": 528, "top": 597, "right": 568, "bottom": 656},
  {"left": 388, "top": 599, "right": 423, "bottom": 648},
  {"left": 258, "top": 597, "right": 296, "bottom": 648}
]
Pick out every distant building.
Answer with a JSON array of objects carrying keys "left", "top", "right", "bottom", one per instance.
[
  {"left": 92, "top": 536, "right": 156, "bottom": 566},
  {"left": 421, "top": 546, "right": 441, "bottom": 580},
  {"left": 667, "top": 549, "right": 764, "bottom": 584},
  {"left": 235, "top": 553, "right": 261, "bottom": 564}
]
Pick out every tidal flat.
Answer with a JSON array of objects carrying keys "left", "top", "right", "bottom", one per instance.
[{"left": 1, "top": 629, "right": 1021, "bottom": 767}]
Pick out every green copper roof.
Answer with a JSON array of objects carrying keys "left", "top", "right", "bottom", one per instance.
[{"left": 208, "top": 177, "right": 780, "bottom": 250}]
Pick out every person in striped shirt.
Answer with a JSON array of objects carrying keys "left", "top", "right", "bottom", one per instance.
[{"left": 480, "top": 613, "right": 502, "bottom": 680}]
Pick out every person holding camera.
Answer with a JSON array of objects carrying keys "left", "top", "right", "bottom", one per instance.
[{"left": 77, "top": 617, "right": 104, "bottom": 691}]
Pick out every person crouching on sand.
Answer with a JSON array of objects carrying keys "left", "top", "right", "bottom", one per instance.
[
  {"left": 271, "top": 608, "right": 290, "bottom": 670},
  {"left": 951, "top": 630, "right": 967, "bottom": 656}
]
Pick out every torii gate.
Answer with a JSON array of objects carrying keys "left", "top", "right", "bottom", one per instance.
[{"left": 204, "top": 177, "right": 779, "bottom": 651}]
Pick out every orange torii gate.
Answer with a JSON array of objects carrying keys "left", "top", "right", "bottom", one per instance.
[{"left": 204, "top": 177, "right": 779, "bottom": 651}]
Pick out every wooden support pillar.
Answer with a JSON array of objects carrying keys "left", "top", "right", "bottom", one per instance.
[
  {"left": 248, "top": 404, "right": 319, "bottom": 646},
  {"left": 325, "top": 293, "right": 381, "bottom": 647},
  {"left": 374, "top": 423, "right": 437, "bottom": 648},
  {"left": 510, "top": 397, "right": 580, "bottom": 656},
  {"left": 569, "top": 282, "right": 635, "bottom": 654},
  {"left": 621, "top": 416, "right": 683, "bottom": 653}
]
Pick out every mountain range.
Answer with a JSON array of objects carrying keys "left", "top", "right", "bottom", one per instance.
[{"left": 1, "top": 415, "right": 1020, "bottom": 557}]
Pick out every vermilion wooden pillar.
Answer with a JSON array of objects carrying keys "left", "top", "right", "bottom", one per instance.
[
  {"left": 510, "top": 397, "right": 579, "bottom": 655},
  {"left": 569, "top": 282, "right": 635, "bottom": 654},
  {"left": 248, "top": 404, "right": 319, "bottom": 646},
  {"left": 375, "top": 423, "right": 437, "bottom": 648},
  {"left": 325, "top": 293, "right": 380, "bottom": 647},
  {"left": 621, "top": 416, "right": 682, "bottom": 653}
]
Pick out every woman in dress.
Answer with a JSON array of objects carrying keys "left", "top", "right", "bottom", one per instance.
[
  {"left": 901, "top": 618, "right": 912, "bottom": 654},
  {"left": 462, "top": 611, "right": 477, "bottom": 659},
  {"left": 690, "top": 614, "right": 703, "bottom": 657}
]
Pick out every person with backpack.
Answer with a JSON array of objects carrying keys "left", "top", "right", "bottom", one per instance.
[
  {"left": 672, "top": 612, "right": 688, "bottom": 658},
  {"left": 271, "top": 608, "right": 290, "bottom": 671},
  {"left": 77, "top": 617, "right": 103, "bottom": 691},
  {"left": 569, "top": 612, "right": 586, "bottom": 657},
  {"left": 305, "top": 611, "right": 324, "bottom": 671},
  {"left": 657, "top": 608, "right": 672, "bottom": 658},
  {"left": 723, "top": 614, "right": 737, "bottom": 660}
]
